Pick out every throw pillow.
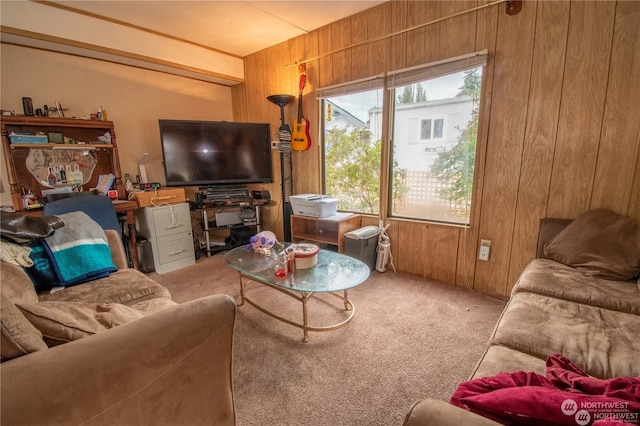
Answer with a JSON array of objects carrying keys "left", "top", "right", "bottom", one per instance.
[
  {"left": 543, "top": 208, "right": 640, "bottom": 280},
  {"left": 17, "top": 301, "right": 145, "bottom": 347},
  {"left": 1, "top": 293, "right": 47, "bottom": 361}
]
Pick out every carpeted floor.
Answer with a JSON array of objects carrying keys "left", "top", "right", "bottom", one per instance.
[{"left": 150, "top": 252, "right": 506, "bottom": 426}]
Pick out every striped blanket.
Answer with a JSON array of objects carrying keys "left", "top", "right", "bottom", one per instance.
[{"left": 27, "top": 211, "right": 116, "bottom": 290}]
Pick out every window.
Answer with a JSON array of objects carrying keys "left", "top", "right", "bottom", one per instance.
[
  {"left": 420, "top": 118, "right": 444, "bottom": 140},
  {"left": 388, "top": 53, "right": 486, "bottom": 225},
  {"left": 317, "top": 51, "right": 487, "bottom": 225},
  {"left": 319, "top": 79, "right": 384, "bottom": 214}
]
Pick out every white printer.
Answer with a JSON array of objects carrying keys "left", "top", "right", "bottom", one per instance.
[{"left": 289, "top": 194, "right": 338, "bottom": 217}]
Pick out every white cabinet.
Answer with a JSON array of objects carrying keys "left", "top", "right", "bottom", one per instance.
[{"left": 135, "top": 202, "right": 195, "bottom": 274}]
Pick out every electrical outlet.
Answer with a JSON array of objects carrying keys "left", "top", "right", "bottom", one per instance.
[
  {"left": 478, "top": 239, "right": 491, "bottom": 261},
  {"left": 271, "top": 141, "right": 279, "bottom": 150}
]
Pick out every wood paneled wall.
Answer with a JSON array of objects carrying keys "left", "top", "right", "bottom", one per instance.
[{"left": 233, "top": 0, "right": 640, "bottom": 299}]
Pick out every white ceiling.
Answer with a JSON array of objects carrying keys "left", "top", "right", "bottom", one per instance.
[
  {"left": 53, "top": 0, "right": 387, "bottom": 58},
  {"left": 1, "top": 1, "right": 386, "bottom": 85}
]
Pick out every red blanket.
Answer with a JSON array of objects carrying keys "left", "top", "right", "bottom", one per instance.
[{"left": 451, "top": 354, "right": 640, "bottom": 425}]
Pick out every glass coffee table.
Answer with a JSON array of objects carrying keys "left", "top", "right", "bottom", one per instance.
[{"left": 224, "top": 244, "right": 370, "bottom": 342}]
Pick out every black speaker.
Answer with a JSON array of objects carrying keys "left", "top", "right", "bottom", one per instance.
[{"left": 136, "top": 239, "right": 155, "bottom": 273}]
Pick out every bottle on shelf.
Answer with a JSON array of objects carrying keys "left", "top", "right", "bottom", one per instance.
[
  {"left": 47, "top": 167, "right": 57, "bottom": 186},
  {"left": 97, "top": 105, "right": 107, "bottom": 121},
  {"left": 73, "top": 164, "right": 83, "bottom": 189}
]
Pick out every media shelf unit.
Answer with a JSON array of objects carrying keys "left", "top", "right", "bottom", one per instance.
[
  {"left": 192, "top": 185, "right": 268, "bottom": 256},
  {"left": 290, "top": 213, "right": 361, "bottom": 253}
]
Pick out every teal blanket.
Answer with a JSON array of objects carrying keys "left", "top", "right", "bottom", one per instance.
[{"left": 36, "top": 211, "right": 116, "bottom": 287}]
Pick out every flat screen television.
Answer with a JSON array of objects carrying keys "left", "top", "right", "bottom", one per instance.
[{"left": 158, "top": 120, "right": 273, "bottom": 187}]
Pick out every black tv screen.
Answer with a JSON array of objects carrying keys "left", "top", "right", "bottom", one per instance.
[{"left": 159, "top": 120, "right": 273, "bottom": 187}]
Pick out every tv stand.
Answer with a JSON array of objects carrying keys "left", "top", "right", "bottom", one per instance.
[
  {"left": 192, "top": 202, "right": 265, "bottom": 257},
  {"left": 194, "top": 205, "right": 261, "bottom": 257},
  {"left": 192, "top": 185, "right": 274, "bottom": 256}
]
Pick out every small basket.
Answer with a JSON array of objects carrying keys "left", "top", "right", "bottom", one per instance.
[{"left": 293, "top": 243, "right": 319, "bottom": 269}]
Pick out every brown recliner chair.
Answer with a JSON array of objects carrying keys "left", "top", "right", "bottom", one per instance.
[{"left": 1, "top": 227, "right": 237, "bottom": 425}]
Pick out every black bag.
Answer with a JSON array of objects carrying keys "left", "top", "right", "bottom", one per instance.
[
  {"left": 0, "top": 212, "right": 65, "bottom": 243},
  {"left": 225, "top": 226, "right": 254, "bottom": 248}
]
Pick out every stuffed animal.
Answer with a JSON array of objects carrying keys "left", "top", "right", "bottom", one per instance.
[{"left": 247, "top": 230, "right": 277, "bottom": 254}]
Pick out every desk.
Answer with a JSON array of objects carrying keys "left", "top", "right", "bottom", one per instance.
[
  {"left": 19, "top": 199, "right": 140, "bottom": 270},
  {"left": 112, "top": 200, "right": 140, "bottom": 270}
]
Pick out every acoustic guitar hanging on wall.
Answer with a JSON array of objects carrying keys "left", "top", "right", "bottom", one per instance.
[{"left": 292, "top": 64, "right": 312, "bottom": 151}]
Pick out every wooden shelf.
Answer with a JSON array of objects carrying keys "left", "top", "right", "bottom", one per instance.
[
  {"left": 0, "top": 116, "right": 114, "bottom": 128},
  {"left": 290, "top": 214, "right": 361, "bottom": 253},
  {"left": 1, "top": 116, "right": 125, "bottom": 212},
  {"left": 9, "top": 143, "right": 113, "bottom": 149}
]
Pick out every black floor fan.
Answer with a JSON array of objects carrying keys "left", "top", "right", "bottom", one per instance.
[{"left": 267, "top": 94, "right": 295, "bottom": 241}]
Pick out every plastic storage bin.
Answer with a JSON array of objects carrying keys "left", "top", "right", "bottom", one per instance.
[
  {"left": 9, "top": 134, "right": 48, "bottom": 144},
  {"left": 343, "top": 226, "right": 379, "bottom": 271}
]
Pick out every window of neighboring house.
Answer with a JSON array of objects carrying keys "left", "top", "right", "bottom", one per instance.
[
  {"left": 420, "top": 118, "right": 445, "bottom": 140},
  {"left": 387, "top": 53, "right": 487, "bottom": 225},
  {"left": 318, "top": 78, "right": 384, "bottom": 214}
]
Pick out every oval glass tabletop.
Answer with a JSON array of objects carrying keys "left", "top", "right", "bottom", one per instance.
[{"left": 224, "top": 243, "right": 370, "bottom": 293}]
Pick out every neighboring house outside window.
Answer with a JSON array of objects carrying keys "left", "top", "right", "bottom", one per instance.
[{"left": 322, "top": 90, "right": 383, "bottom": 215}]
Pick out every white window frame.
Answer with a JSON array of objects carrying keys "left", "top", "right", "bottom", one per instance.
[{"left": 420, "top": 117, "right": 445, "bottom": 141}]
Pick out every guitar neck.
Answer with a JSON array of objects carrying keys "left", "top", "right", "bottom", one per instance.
[{"left": 297, "top": 90, "right": 303, "bottom": 122}]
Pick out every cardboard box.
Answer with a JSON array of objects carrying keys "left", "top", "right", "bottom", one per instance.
[{"left": 132, "top": 188, "right": 186, "bottom": 207}]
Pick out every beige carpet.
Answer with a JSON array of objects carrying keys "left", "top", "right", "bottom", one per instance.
[{"left": 150, "top": 252, "right": 506, "bottom": 426}]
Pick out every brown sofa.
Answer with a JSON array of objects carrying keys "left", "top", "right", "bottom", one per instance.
[
  {"left": 404, "top": 209, "right": 640, "bottom": 425},
  {"left": 1, "top": 229, "right": 237, "bottom": 425}
]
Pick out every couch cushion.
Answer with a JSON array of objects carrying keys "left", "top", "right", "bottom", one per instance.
[
  {"left": 536, "top": 218, "right": 572, "bottom": 258},
  {"left": 514, "top": 259, "right": 640, "bottom": 314},
  {"left": 38, "top": 269, "right": 171, "bottom": 305},
  {"left": 492, "top": 292, "right": 640, "bottom": 379},
  {"left": 129, "top": 298, "right": 178, "bottom": 314},
  {"left": 1, "top": 262, "right": 39, "bottom": 305},
  {"left": 1, "top": 292, "right": 47, "bottom": 360},
  {"left": 471, "top": 345, "right": 546, "bottom": 380},
  {"left": 404, "top": 399, "right": 502, "bottom": 426},
  {"left": 543, "top": 208, "right": 640, "bottom": 280},
  {"left": 16, "top": 301, "right": 146, "bottom": 346}
]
